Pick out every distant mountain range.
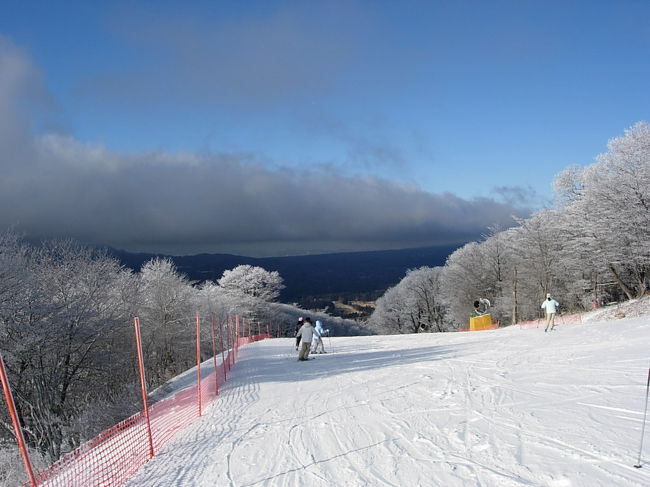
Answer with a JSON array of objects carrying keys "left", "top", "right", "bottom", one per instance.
[{"left": 108, "top": 244, "right": 462, "bottom": 303}]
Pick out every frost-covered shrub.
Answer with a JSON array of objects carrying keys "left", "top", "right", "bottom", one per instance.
[{"left": 0, "top": 441, "right": 48, "bottom": 487}]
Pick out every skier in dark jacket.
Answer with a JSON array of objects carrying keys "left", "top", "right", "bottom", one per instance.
[{"left": 294, "top": 317, "right": 304, "bottom": 350}]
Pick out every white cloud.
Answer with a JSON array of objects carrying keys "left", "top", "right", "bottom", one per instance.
[{"left": 0, "top": 36, "right": 531, "bottom": 256}]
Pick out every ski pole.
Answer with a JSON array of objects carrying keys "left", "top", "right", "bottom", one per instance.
[
  {"left": 634, "top": 363, "right": 650, "bottom": 468},
  {"left": 327, "top": 330, "right": 332, "bottom": 352}
]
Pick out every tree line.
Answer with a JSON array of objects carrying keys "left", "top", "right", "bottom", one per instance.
[
  {"left": 368, "top": 122, "right": 650, "bottom": 333},
  {"left": 0, "top": 237, "right": 290, "bottom": 477}
]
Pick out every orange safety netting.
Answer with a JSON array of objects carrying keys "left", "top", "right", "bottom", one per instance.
[
  {"left": 518, "top": 312, "right": 583, "bottom": 329},
  {"left": 29, "top": 334, "right": 270, "bottom": 487}
]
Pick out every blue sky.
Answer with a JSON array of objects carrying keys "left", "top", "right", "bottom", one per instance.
[{"left": 1, "top": 1, "right": 649, "bottom": 256}]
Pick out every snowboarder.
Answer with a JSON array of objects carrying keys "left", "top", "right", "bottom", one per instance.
[
  {"left": 541, "top": 293, "right": 560, "bottom": 332},
  {"left": 311, "top": 320, "right": 329, "bottom": 354},
  {"left": 294, "top": 317, "right": 304, "bottom": 350},
  {"left": 297, "top": 317, "right": 315, "bottom": 361}
]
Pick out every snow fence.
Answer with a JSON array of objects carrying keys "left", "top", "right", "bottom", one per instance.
[
  {"left": 518, "top": 312, "right": 583, "bottom": 329},
  {"left": 2, "top": 315, "right": 271, "bottom": 487}
]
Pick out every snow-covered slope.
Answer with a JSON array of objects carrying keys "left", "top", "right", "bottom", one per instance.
[{"left": 126, "top": 314, "right": 650, "bottom": 487}]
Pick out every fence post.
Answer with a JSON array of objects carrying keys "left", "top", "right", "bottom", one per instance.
[
  {"left": 219, "top": 317, "right": 227, "bottom": 381},
  {"left": 236, "top": 316, "right": 241, "bottom": 362},
  {"left": 133, "top": 318, "right": 155, "bottom": 459},
  {"left": 233, "top": 316, "right": 238, "bottom": 363},
  {"left": 230, "top": 315, "right": 235, "bottom": 368},
  {"left": 210, "top": 314, "right": 219, "bottom": 396},
  {"left": 0, "top": 354, "right": 38, "bottom": 487},
  {"left": 228, "top": 315, "right": 234, "bottom": 369},
  {"left": 196, "top": 314, "right": 202, "bottom": 417}
]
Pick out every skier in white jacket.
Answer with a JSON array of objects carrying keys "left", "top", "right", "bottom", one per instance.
[
  {"left": 541, "top": 293, "right": 560, "bottom": 332},
  {"left": 297, "top": 317, "right": 315, "bottom": 361},
  {"left": 311, "top": 320, "right": 328, "bottom": 354}
]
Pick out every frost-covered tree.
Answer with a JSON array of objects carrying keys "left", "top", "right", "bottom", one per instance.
[
  {"left": 368, "top": 267, "right": 447, "bottom": 334},
  {"left": 139, "top": 257, "right": 194, "bottom": 384},
  {"left": 402, "top": 267, "right": 447, "bottom": 332},
  {"left": 512, "top": 211, "right": 564, "bottom": 296},
  {"left": 192, "top": 281, "right": 231, "bottom": 355},
  {"left": 474, "top": 227, "right": 516, "bottom": 324},
  {"left": 217, "top": 265, "right": 284, "bottom": 324},
  {"left": 585, "top": 123, "right": 650, "bottom": 297},
  {"left": 217, "top": 265, "right": 284, "bottom": 302},
  {"left": 370, "top": 121, "right": 650, "bottom": 331},
  {"left": 0, "top": 238, "right": 133, "bottom": 459},
  {"left": 506, "top": 210, "right": 573, "bottom": 318},
  {"left": 0, "top": 231, "right": 29, "bottom": 318},
  {"left": 194, "top": 281, "right": 227, "bottom": 317},
  {"left": 368, "top": 283, "right": 409, "bottom": 334},
  {"left": 441, "top": 239, "right": 504, "bottom": 327},
  {"left": 552, "top": 122, "right": 650, "bottom": 300}
]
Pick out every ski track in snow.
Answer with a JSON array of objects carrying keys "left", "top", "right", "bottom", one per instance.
[{"left": 125, "top": 316, "right": 650, "bottom": 487}]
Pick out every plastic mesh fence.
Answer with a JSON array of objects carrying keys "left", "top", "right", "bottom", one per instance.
[
  {"left": 517, "top": 312, "right": 583, "bottom": 329},
  {"left": 29, "top": 333, "right": 270, "bottom": 487}
]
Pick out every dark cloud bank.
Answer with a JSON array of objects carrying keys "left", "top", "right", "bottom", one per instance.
[{"left": 0, "top": 36, "right": 530, "bottom": 257}]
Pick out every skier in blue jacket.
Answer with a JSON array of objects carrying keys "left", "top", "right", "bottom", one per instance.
[{"left": 311, "top": 320, "right": 328, "bottom": 354}]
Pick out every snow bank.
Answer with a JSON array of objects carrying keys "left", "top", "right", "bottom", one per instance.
[{"left": 584, "top": 296, "right": 650, "bottom": 323}]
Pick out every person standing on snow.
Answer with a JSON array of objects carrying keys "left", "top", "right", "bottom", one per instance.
[
  {"left": 311, "top": 320, "right": 328, "bottom": 354},
  {"left": 541, "top": 293, "right": 560, "bottom": 332},
  {"left": 297, "top": 317, "right": 315, "bottom": 361},
  {"left": 294, "top": 317, "right": 304, "bottom": 350}
]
